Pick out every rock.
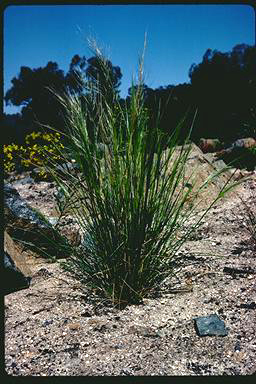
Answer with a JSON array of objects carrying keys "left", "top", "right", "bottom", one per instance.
[
  {"left": 33, "top": 267, "right": 53, "bottom": 278},
  {"left": 217, "top": 138, "right": 256, "bottom": 157},
  {"left": 2, "top": 231, "right": 32, "bottom": 295},
  {"left": 165, "top": 143, "right": 237, "bottom": 210},
  {"left": 47, "top": 217, "right": 59, "bottom": 227},
  {"left": 231, "top": 137, "right": 256, "bottom": 150},
  {"left": 11, "top": 175, "right": 35, "bottom": 186},
  {"left": 203, "top": 153, "right": 228, "bottom": 170},
  {"left": 42, "top": 319, "right": 54, "bottom": 327},
  {"left": 54, "top": 215, "right": 82, "bottom": 246},
  {"left": 199, "top": 138, "right": 224, "bottom": 153},
  {"left": 215, "top": 137, "right": 256, "bottom": 171},
  {"left": 234, "top": 341, "right": 241, "bottom": 352},
  {"left": 239, "top": 302, "right": 256, "bottom": 310},
  {"left": 194, "top": 314, "right": 228, "bottom": 337},
  {"left": 4, "top": 183, "right": 71, "bottom": 258}
]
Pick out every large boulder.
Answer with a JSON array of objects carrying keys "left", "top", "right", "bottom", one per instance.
[
  {"left": 4, "top": 183, "right": 71, "bottom": 258},
  {"left": 3, "top": 231, "right": 32, "bottom": 295},
  {"left": 164, "top": 143, "right": 239, "bottom": 210}
]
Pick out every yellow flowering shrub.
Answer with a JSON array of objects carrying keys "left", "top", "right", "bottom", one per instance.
[{"left": 4, "top": 131, "right": 65, "bottom": 178}]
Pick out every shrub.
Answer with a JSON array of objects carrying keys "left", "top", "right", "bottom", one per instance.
[
  {"left": 41, "top": 40, "right": 239, "bottom": 308},
  {"left": 4, "top": 131, "right": 65, "bottom": 178}
]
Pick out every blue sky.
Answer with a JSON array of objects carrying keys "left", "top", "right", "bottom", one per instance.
[{"left": 4, "top": 3, "right": 255, "bottom": 114}]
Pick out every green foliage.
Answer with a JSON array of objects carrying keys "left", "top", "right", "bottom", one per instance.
[{"left": 40, "top": 42, "right": 237, "bottom": 309}]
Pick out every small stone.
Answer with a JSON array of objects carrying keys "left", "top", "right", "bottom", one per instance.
[
  {"left": 234, "top": 341, "right": 241, "bottom": 352},
  {"left": 81, "top": 311, "right": 92, "bottom": 317},
  {"left": 121, "top": 368, "right": 132, "bottom": 375},
  {"left": 42, "top": 319, "right": 53, "bottom": 327},
  {"left": 239, "top": 302, "right": 256, "bottom": 309},
  {"left": 194, "top": 314, "right": 228, "bottom": 336},
  {"left": 156, "top": 329, "right": 167, "bottom": 338},
  {"left": 68, "top": 323, "right": 81, "bottom": 330},
  {"left": 48, "top": 217, "right": 58, "bottom": 226}
]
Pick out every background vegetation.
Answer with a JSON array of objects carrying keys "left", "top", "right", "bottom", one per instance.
[
  {"left": 3, "top": 131, "right": 64, "bottom": 178},
  {"left": 3, "top": 43, "right": 256, "bottom": 148}
]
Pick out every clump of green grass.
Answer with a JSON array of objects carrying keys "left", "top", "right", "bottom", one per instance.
[{"left": 41, "top": 39, "right": 239, "bottom": 308}]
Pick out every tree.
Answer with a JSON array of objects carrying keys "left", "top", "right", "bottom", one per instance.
[
  {"left": 65, "top": 54, "right": 87, "bottom": 95},
  {"left": 5, "top": 55, "right": 123, "bottom": 139},
  {"left": 1, "top": 113, "right": 28, "bottom": 144},
  {"left": 85, "top": 56, "right": 122, "bottom": 105},
  {"left": 127, "top": 83, "right": 193, "bottom": 146},
  {"left": 189, "top": 44, "right": 256, "bottom": 142},
  {"left": 5, "top": 61, "right": 68, "bottom": 134}
]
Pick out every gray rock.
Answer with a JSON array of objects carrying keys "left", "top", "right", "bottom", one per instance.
[
  {"left": 4, "top": 183, "right": 71, "bottom": 258},
  {"left": 4, "top": 183, "right": 52, "bottom": 230},
  {"left": 194, "top": 314, "right": 228, "bottom": 337},
  {"left": 48, "top": 217, "right": 59, "bottom": 227}
]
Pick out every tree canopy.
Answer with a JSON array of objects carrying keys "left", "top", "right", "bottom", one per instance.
[
  {"left": 4, "top": 43, "right": 256, "bottom": 145},
  {"left": 5, "top": 61, "right": 68, "bottom": 134},
  {"left": 189, "top": 43, "right": 256, "bottom": 142},
  {"left": 4, "top": 54, "right": 122, "bottom": 138}
]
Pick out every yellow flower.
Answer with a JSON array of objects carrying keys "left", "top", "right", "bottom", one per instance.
[
  {"left": 31, "top": 132, "right": 40, "bottom": 140},
  {"left": 43, "top": 134, "right": 51, "bottom": 141}
]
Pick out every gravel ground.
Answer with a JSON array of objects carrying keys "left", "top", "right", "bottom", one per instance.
[{"left": 4, "top": 170, "right": 256, "bottom": 376}]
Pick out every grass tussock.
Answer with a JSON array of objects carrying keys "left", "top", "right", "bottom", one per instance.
[{"left": 40, "top": 39, "right": 239, "bottom": 308}]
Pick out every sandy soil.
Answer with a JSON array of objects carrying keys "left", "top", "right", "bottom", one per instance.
[{"left": 4, "top": 169, "right": 256, "bottom": 376}]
